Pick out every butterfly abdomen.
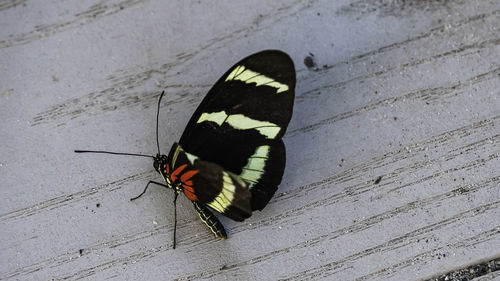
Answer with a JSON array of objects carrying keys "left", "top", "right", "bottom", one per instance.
[{"left": 193, "top": 202, "right": 227, "bottom": 239}]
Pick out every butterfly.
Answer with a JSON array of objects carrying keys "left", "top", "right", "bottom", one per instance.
[{"left": 76, "top": 50, "right": 296, "bottom": 248}]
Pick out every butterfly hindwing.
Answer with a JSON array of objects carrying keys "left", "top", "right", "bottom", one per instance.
[
  {"left": 167, "top": 143, "right": 252, "bottom": 221},
  {"left": 240, "top": 140, "right": 286, "bottom": 211},
  {"left": 178, "top": 50, "right": 295, "bottom": 212}
]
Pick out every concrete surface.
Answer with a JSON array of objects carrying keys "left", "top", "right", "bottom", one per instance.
[{"left": 1, "top": 0, "right": 499, "bottom": 280}]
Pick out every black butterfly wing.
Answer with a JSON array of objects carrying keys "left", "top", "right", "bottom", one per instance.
[
  {"left": 178, "top": 50, "right": 295, "bottom": 211},
  {"left": 167, "top": 143, "right": 252, "bottom": 221}
]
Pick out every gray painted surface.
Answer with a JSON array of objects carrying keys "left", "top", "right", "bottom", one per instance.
[{"left": 1, "top": 0, "right": 499, "bottom": 280}]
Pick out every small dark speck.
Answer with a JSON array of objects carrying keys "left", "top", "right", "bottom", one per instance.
[
  {"left": 341, "top": 158, "right": 344, "bottom": 162},
  {"left": 120, "top": 6, "right": 124, "bottom": 9},
  {"left": 317, "top": 12, "right": 320, "bottom": 16},
  {"left": 393, "top": 116, "right": 398, "bottom": 120},
  {"left": 374, "top": 176, "right": 383, "bottom": 184},
  {"left": 79, "top": 249, "right": 84, "bottom": 255},
  {"left": 304, "top": 55, "right": 316, "bottom": 69},
  {"left": 96, "top": 203, "right": 101, "bottom": 208},
  {"left": 220, "top": 265, "right": 229, "bottom": 271}
]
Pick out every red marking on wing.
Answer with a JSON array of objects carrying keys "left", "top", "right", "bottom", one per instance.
[
  {"left": 166, "top": 164, "right": 170, "bottom": 174},
  {"left": 181, "top": 170, "right": 199, "bottom": 183},
  {"left": 183, "top": 187, "right": 198, "bottom": 201},
  {"left": 183, "top": 184, "right": 194, "bottom": 193},
  {"left": 170, "top": 164, "right": 187, "bottom": 182}
]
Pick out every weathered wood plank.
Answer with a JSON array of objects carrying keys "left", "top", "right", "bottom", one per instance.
[{"left": 1, "top": 0, "right": 498, "bottom": 280}]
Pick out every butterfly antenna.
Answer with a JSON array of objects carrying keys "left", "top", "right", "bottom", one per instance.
[
  {"left": 173, "top": 192, "right": 179, "bottom": 249},
  {"left": 156, "top": 91, "right": 165, "bottom": 155},
  {"left": 74, "top": 150, "right": 154, "bottom": 158}
]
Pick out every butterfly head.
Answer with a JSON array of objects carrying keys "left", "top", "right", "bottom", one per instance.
[{"left": 153, "top": 154, "right": 170, "bottom": 177}]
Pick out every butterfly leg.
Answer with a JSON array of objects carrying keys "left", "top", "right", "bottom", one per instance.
[
  {"left": 173, "top": 191, "right": 179, "bottom": 249},
  {"left": 130, "top": 180, "right": 170, "bottom": 201},
  {"left": 192, "top": 202, "right": 227, "bottom": 239}
]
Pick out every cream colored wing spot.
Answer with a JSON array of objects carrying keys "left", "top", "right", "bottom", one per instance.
[
  {"left": 196, "top": 111, "right": 280, "bottom": 139},
  {"left": 171, "top": 144, "right": 182, "bottom": 167},
  {"left": 225, "top": 65, "right": 289, "bottom": 94},
  {"left": 171, "top": 145, "right": 197, "bottom": 165},
  {"left": 226, "top": 114, "right": 280, "bottom": 139},
  {"left": 197, "top": 111, "right": 228, "bottom": 126},
  {"left": 240, "top": 145, "right": 270, "bottom": 188},
  {"left": 185, "top": 151, "right": 198, "bottom": 165},
  {"left": 225, "top": 65, "right": 245, "bottom": 81},
  {"left": 207, "top": 172, "right": 235, "bottom": 213}
]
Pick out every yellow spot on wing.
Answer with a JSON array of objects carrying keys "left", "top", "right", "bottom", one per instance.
[
  {"left": 240, "top": 145, "right": 270, "bottom": 188},
  {"left": 196, "top": 111, "right": 280, "bottom": 139},
  {"left": 207, "top": 172, "right": 235, "bottom": 213},
  {"left": 226, "top": 65, "right": 245, "bottom": 81},
  {"left": 246, "top": 74, "right": 273, "bottom": 85},
  {"left": 225, "top": 65, "right": 289, "bottom": 93},
  {"left": 185, "top": 151, "right": 198, "bottom": 164},
  {"left": 171, "top": 145, "right": 182, "bottom": 168},
  {"left": 226, "top": 114, "right": 280, "bottom": 139},
  {"left": 197, "top": 111, "right": 228, "bottom": 126}
]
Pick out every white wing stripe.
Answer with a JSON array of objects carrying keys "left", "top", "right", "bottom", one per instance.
[
  {"left": 240, "top": 145, "right": 270, "bottom": 188},
  {"left": 207, "top": 172, "right": 236, "bottom": 213},
  {"left": 197, "top": 111, "right": 280, "bottom": 139},
  {"left": 225, "top": 65, "right": 289, "bottom": 93}
]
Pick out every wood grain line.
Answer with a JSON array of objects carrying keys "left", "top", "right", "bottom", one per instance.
[
  {"left": 175, "top": 200, "right": 499, "bottom": 280},
  {"left": 28, "top": 0, "right": 315, "bottom": 127},
  {"left": 29, "top": 4, "right": 495, "bottom": 128},
  {"left": 282, "top": 114, "right": 499, "bottom": 206},
  {"left": 319, "top": 9, "right": 499, "bottom": 76},
  {"left": 0, "top": 0, "right": 26, "bottom": 11},
  {"left": 356, "top": 232, "right": 500, "bottom": 281},
  {"left": 337, "top": 0, "right": 468, "bottom": 18},
  {"left": 291, "top": 66, "right": 499, "bottom": 136},
  {"left": 36, "top": 186, "right": 499, "bottom": 280},
  {"left": 0, "top": 171, "right": 153, "bottom": 222},
  {"left": 292, "top": 227, "right": 500, "bottom": 281},
  {"left": 423, "top": 256, "right": 500, "bottom": 281},
  {"left": 2, "top": 219, "right": 184, "bottom": 279},
  {"left": 0, "top": 0, "right": 146, "bottom": 49},
  {"left": 30, "top": 84, "right": 203, "bottom": 127}
]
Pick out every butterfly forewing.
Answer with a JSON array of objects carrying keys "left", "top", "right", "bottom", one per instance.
[{"left": 178, "top": 50, "right": 295, "bottom": 212}]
